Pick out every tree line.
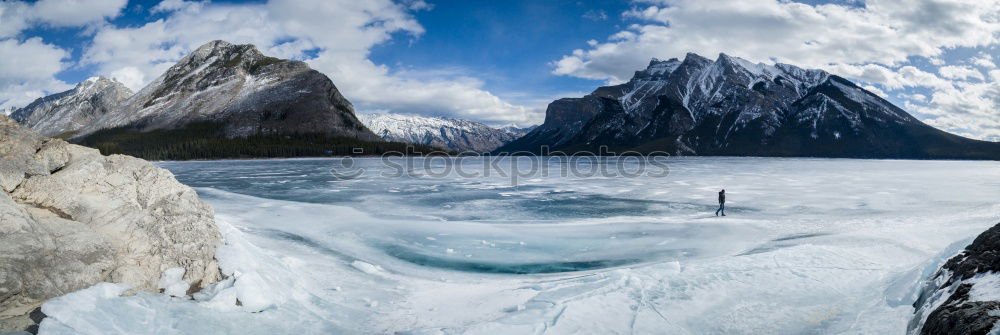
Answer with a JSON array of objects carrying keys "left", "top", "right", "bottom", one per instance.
[{"left": 79, "top": 121, "right": 445, "bottom": 160}]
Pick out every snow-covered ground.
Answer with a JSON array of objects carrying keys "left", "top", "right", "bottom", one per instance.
[{"left": 38, "top": 157, "right": 1000, "bottom": 334}]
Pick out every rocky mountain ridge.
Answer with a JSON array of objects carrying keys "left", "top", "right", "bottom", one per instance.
[
  {"left": 10, "top": 40, "right": 393, "bottom": 160},
  {"left": 359, "top": 113, "right": 526, "bottom": 152},
  {"left": 10, "top": 77, "right": 133, "bottom": 138},
  {"left": 76, "top": 40, "right": 376, "bottom": 140},
  {"left": 499, "top": 53, "right": 1000, "bottom": 159}
]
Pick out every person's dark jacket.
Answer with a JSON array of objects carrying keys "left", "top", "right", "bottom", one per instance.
[{"left": 718, "top": 192, "right": 725, "bottom": 204}]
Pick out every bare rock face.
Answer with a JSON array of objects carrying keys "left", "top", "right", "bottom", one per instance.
[
  {"left": 9, "top": 77, "right": 133, "bottom": 138},
  {"left": 909, "top": 222, "right": 1000, "bottom": 335},
  {"left": 0, "top": 115, "right": 222, "bottom": 331},
  {"left": 75, "top": 40, "right": 377, "bottom": 141}
]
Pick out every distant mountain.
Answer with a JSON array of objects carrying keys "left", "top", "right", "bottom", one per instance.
[
  {"left": 499, "top": 53, "right": 1000, "bottom": 159},
  {"left": 359, "top": 113, "right": 525, "bottom": 152},
  {"left": 11, "top": 77, "right": 132, "bottom": 138},
  {"left": 499, "top": 124, "right": 538, "bottom": 138},
  {"left": 12, "top": 40, "right": 413, "bottom": 160},
  {"left": 76, "top": 40, "right": 376, "bottom": 140}
]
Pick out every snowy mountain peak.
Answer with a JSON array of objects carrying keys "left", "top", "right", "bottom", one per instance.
[
  {"left": 359, "top": 113, "right": 525, "bottom": 152},
  {"left": 18, "top": 40, "right": 376, "bottom": 143},
  {"left": 682, "top": 52, "right": 712, "bottom": 64},
  {"left": 75, "top": 76, "right": 122, "bottom": 93},
  {"left": 10, "top": 76, "right": 133, "bottom": 137},
  {"left": 81, "top": 76, "right": 104, "bottom": 84},
  {"left": 500, "top": 124, "right": 539, "bottom": 137},
  {"left": 500, "top": 51, "right": 1000, "bottom": 159},
  {"left": 635, "top": 58, "right": 682, "bottom": 79}
]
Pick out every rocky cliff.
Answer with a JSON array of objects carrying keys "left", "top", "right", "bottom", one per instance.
[
  {"left": 0, "top": 115, "right": 222, "bottom": 332},
  {"left": 910, "top": 222, "right": 1000, "bottom": 334}
]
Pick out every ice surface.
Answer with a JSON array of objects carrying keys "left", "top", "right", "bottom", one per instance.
[{"left": 38, "top": 157, "right": 1000, "bottom": 334}]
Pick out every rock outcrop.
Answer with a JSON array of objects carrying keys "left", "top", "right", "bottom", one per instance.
[
  {"left": 0, "top": 115, "right": 222, "bottom": 332},
  {"left": 910, "top": 222, "right": 1000, "bottom": 335}
]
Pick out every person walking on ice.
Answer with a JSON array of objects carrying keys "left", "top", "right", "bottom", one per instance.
[{"left": 715, "top": 189, "right": 726, "bottom": 216}]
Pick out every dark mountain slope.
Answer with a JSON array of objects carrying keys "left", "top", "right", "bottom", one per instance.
[{"left": 498, "top": 53, "right": 1000, "bottom": 160}]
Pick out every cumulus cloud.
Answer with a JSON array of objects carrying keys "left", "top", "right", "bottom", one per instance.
[
  {"left": 30, "top": 0, "right": 128, "bottom": 27},
  {"left": 555, "top": 0, "right": 1000, "bottom": 83},
  {"left": 0, "top": 0, "right": 127, "bottom": 37},
  {"left": 829, "top": 63, "right": 953, "bottom": 91},
  {"left": 150, "top": 0, "right": 204, "bottom": 14},
  {"left": 0, "top": 38, "right": 72, "bottom": 108},
  {"left": 910, "top": 80, "right": 1000, "bottom": 141},
  {"left": 77, "top": 0, "right": 538, "bottom": 125},
  {"left": 938, "top": 65, "right": 985, "bottom": 81},
  {"left": 972, "top": 53, "right": 996, "bottom": 68},
  {"left": 0, "top": 0, "right": 127, "bottom": 109}
]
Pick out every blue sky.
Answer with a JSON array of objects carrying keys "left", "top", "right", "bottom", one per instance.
[
  {"left": 1, "top": 0, "right": 998, "bottom": 139},
  {"left": 368, "top": 0, "right": 630, "bottom": 100}
]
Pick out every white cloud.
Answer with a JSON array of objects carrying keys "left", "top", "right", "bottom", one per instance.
[
  {"left": 0, "top": 0, "right": 127, "bottom": 37},
  {"left": 829, "top": 63, "right": 953, "bottom": 91},
  {"left": 150, "top": 0, "right": 204, "bottom": 14},
  {"left": 972, "top": 53, "right": 996, "bottom": 68},
  {"left": 0, "top": 0, "right": 127, "bottom": 109},
  {"left": 902, "top": 93, "right": 927, "bottom": 103},
  {"left": 910, "top": 80, "right": 1000, "bottom": 140},
  {"left": 80, "top": 0, "right": 539, "bottom": 125},
  {"left": 30, "top": 0, "right": 128, "bottom": 27},
  {"left": 0, "top": 37, "right": 72, "bottom": 108},
  {"left": 554, "top": 0, "right": 1000, "bottom": 83},
  {"left": 938, "top": 65, "right": 985, "bottom": 80},
  {"left": 0, "top": 2, "right": 32, "bottom": 38}
]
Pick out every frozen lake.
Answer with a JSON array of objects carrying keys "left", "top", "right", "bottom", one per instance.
[{"left": 40, "top": 157, "right": 1000, "bottom": 334}]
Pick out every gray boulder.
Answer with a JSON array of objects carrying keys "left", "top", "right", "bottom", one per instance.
[{"left": 0, "top": 115, "right": 222, "bottom": 331}]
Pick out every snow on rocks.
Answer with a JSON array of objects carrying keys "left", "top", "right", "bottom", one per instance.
[
  {"left": 910, "top": 221, "right": 1000, "bottom": 335},
  {"left": 0, "top": 115, "right": 222, "bottom": 332},
  {"left": 359, "top": 113, "right": 522, "bottom": 152},
  {"left": 9, "top": 77, "right": 133, "bottom": 137},
  {"left": 158, "top": 268, "right": 190, "bottom": 298}
]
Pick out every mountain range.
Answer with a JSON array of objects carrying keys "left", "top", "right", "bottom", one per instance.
[
  {"left": 11, "top": 77, "right": 133, "bottom": 138},
  {"left": 7, "top": 41, "right": 433, "bottom": 159},
  {"left": 359, "top": 113, "right": 528, "bottom": 152},
  {"left": 499, "top": 53, "right": 1000, "bottom": 159},
  {"left": 9, "top": 45, "right": 998, "bottom": 160}
]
